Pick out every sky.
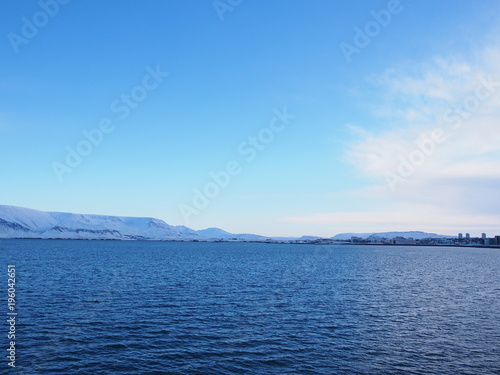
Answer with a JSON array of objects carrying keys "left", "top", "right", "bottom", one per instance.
[{"left": 1, "top": 0, "right": 500, "bottom": 237}]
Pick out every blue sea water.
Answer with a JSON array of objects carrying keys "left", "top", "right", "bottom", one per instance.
[{"left": 1, "top": 240, "right": 499, "bottom": 374}]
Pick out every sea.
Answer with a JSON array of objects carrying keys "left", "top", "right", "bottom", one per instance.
[{"left": 1, "top": 240, "right": 499, "bottom": 374}]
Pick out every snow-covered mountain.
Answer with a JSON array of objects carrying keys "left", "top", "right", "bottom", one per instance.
[
  {"left": 0, "top": 205, "right": 266, "bottom": 241},
  {"left": 0, "top": 206, "right": 455, "bottom": 242},
  {"left": 196, "top": 227, "right": 267, "bottom": 241},
  {"left": 331, "top": 231, "right": 452, "bottom": 241}
]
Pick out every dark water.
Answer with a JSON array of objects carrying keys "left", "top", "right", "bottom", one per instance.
[{"left": 1, "top": 240, "right": 499, "bottom": 374}]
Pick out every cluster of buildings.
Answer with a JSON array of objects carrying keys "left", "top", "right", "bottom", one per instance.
[
  {"left": 342, "top": 233, "right": 500, "bottom": 247},
  {"left": 456, "top": 233, "right": 500, "bottom": 246},
  {"left": 235, "top": 232, "right": 500, "bottom": 247}
]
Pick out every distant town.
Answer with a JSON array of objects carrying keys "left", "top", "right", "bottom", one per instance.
[
  {"left": 278, "top": 232, "right": 500, "bottom": 247},
  {"left": 1, "top": 206, "right": 499, "bottom": 248}
]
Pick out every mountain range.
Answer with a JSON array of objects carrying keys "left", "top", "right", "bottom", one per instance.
[
  {"left": 331, "top": 231, "right": 452, "bottom": 241},
  {"left": 0, "top": 205, "right": 266, "bottom": 241},
  {"left": 0, "top": 205, "right": 452, "bottom": 242}
]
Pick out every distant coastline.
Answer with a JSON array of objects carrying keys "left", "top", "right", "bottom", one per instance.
[
  {"left": 1, "top": 205, "right": 498, "bottom": 248},
  {"left": 1, "top": 237, "right": 498, "bottom": 250}
]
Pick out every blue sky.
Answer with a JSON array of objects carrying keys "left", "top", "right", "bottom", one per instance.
[{"left": 2, "top": 0, "right": 500, "bottom": 237}]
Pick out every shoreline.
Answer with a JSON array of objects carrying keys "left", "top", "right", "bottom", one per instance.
[{"left": 1, "top": 237, "right": 499, "bottom": 249}]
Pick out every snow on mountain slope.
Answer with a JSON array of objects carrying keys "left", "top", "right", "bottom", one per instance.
[
  {"left": 0, "top": 205, "right": 200, "bottom": 240},
  {"left": 0, "top": 206, "right": 451, "bottom": 242},
  {"left": 0, "top": 205, "right": 270, "bottom": 241},
  {"left": 0, "top": 206, "right": 58, "bottom": 231},
  {"left": 174, "top": 225, "right": 201, "bottom": 238},
  {"left": 196, "top": 227, "right": 267, "bottom": 241}
]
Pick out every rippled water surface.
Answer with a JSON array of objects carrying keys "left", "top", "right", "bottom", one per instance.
[{"left": 2, "top": 240, "right": 500, "bottom": 374}]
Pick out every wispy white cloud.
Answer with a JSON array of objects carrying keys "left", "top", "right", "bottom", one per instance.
[
  {"left": 347, "top": 45, "right": 500, "bottom": 181},
  {"left": 318, "top": 45, "right": 500, "bottom": 234}
]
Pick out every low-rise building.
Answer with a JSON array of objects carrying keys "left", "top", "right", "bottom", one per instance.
[{"left": 394, "top": 237, "right": 417, "bottom": 245}]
